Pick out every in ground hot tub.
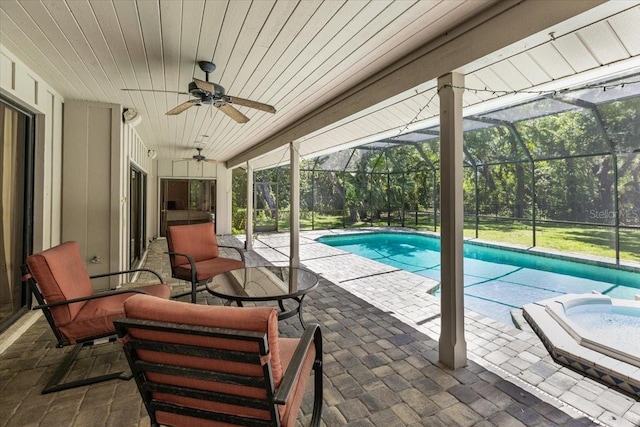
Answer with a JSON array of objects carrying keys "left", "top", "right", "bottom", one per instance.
[
  {"left": 546, "top": 294, "right": 640, "bottom": 367},
  {"left": 523, "top": 293, "right": 640, "bottom": 397}
]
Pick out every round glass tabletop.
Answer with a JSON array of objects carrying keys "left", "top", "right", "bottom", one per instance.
[{"left": 207, "top": 266, "right": 319, "bottom": 301}]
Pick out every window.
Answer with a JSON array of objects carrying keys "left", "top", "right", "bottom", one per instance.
[{"left": 160, "top": 179, "right": 216, "bottom": 236}]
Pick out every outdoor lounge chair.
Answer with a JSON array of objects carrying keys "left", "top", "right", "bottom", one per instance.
[
  {"left": 115, "top": 294, "right": 323, "bottom": 427},
  {"left": 166, "top": 222, "right": 245, "bottom": 303},
  {"left": 23, "top": 241, "right": 171, "bottom": 393}
]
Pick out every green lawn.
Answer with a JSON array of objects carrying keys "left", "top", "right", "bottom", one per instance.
[
  {"left": 465, "top": 222, "right": 640, "bottom": 263},
  {"left": 252, "top": 213, "right": 640, "bottom": 264}
]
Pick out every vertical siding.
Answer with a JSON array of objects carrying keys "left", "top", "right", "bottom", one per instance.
[
  {"left": 87, "top": 106, "right": 113, "bottom": 278},
  {"left": 62, "top": 101, "right": 122, "bottom": 289},
  {"left": 1, "top": 43, "right": 160, "bottom": 285},
  {"left": 0, "top": 44, "right": 64, "bottom": 253},
  {"left": 41, "top": 91, "right": 53, "bottom": 250},
  {"left": 50, "top": 93, "right": 63, "bottom": 245}
]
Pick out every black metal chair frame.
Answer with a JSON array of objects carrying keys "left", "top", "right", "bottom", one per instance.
[
  {"left": 23, "top": 265, "right": 165, "bottom": 394},
  {"left": 114, "top": 318, "right": 323, "bottom": 427},
  {"left": 167, "top": 245, "right": 246, "bottom": 303}
]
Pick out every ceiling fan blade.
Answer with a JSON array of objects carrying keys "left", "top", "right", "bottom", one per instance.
[
  {"left": 216, "top": 103, "right": 249, "bottom": 123},
  {"left": 205, "top": 159, "right": 223, "bottom": 165},
  {"left": 228, "top": 96, "right": 276, "bottom": 114},
  {"left": 122, "top": 88, "right": 190, "bottom": 95},
  {"left": 193, "top": 78, "right": 216, "bottom": 93},
  {"left": 166, "top": 100, "right": 199, "bottom": 115}
]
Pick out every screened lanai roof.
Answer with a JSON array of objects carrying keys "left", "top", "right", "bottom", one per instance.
[{"left": 302, "top": 71, "right": 640, "bottom": 173}]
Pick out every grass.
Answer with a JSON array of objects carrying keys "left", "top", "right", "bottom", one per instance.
[
  {"left": 251, "top": 213, "right": 640, "bottom": 264},
  {"left": 460, "top": 221, "right": 639, "bottom": 263}
]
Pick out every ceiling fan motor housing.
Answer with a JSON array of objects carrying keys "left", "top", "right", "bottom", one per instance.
[
  {"left": 192, "top": 147, "right": 207, "bottom": 162},
  {"left": 188, "top": 81, "right": 226, "bottom": 100},
  {"left": 156, "top": 60, "right": 274, "bottom": 119}
]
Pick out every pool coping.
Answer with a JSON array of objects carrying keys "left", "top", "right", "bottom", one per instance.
[{"left": 523, "top": 295, "right": 640, "bottom": 398}]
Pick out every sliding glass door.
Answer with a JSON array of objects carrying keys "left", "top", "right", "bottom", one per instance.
[
  {"left": 159, "top": 179, "right": 216, "bottom": 237},
  {"left": 0, "top": 100, "right": 34, "bottom": 331},
  {"left": 130, "top": 166, "right": 147, "bottom": 268}
]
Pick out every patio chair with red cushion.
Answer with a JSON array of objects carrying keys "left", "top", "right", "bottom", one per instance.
[
  {"left": 114, "top": 294, "right": 323, "bottom": 427},
  {"left": 23, "top": 241, "right": 171, "bottom": 393},
  {"left": 166, "top": 222, "right": 245, "bottom": 303}
]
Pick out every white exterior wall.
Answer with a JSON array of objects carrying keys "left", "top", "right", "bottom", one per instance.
[
  {"left": 1, "top": 44, "right": 157, "bottom": 290},
  {"left": 157, "top": 159, "right": 233, "bottom": 235},
  {"left": 63, "top": 101, "right": 156, "bottom": 289},
  {"left": 0, "top": 44, "right": 64, "bottom": 253},
  {"left": 62, "top": 101, "right": 120, "bottom": 289}
]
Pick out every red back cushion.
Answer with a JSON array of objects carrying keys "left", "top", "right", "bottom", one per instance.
[
  {"left": 123, "top": 294, "right": 283, "bottom": 383},
  {"left": 166, "top": 223, "right": 219, "bottom": 267},
  {"left": 26, "top": 241, "right": 93, "bottom": 325}
]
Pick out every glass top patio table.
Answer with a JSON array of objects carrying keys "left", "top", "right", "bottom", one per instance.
[{"left": 206, "top": 266, "right": 319, "bottom": 327}]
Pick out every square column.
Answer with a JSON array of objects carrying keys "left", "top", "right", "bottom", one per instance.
[
  {"left": 245, "top": 161, "right": 253, "bottom": 251},
  {"left": 438, "top": 72, "right": 467, "bottom": 369},
  {"left": 290, "top": 141, "right": 300, "bottom": 269}
]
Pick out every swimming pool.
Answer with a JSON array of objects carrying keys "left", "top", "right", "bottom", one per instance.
[{"left": 317, "top": 232, "right": 640, "bottom": 325}]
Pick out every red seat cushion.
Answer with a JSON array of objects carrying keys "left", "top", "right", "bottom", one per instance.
[
  {"left": 172, "top": 257, "right": 244, "bottom": 282},
  {"left": 59, "top": 284, "right": 170, "bottom": 343}
]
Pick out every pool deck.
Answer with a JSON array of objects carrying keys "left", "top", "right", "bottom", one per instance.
[
  {"left": 249, "top": 228, "right": 639, "bottom": 426},
  {"left": 1, "top": 229, "right": 639, "bottom": 426}
]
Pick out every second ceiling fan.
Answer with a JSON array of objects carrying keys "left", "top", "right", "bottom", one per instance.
[
  {"left": 125, "top": 61, "right": 276, "bottom": 123},
  {"left": 182, "top": 147, "right": 221, "bottom": 164}
]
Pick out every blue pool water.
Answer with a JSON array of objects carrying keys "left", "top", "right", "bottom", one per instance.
[{"left": 317, "top": 232, "right": 640, "bottom": 325}]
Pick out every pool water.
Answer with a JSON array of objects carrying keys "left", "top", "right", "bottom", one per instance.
[{"left": 317, "top": 232, "right": 640, "bottom": 325}]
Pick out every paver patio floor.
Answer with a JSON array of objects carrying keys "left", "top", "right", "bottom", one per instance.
[{"left": 1, "top": 232, "right": 638, "bottom": 426}]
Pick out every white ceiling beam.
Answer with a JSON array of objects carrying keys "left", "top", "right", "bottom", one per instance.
[{"left": 227, "top": 0, "right": 607, "bottom": 168}]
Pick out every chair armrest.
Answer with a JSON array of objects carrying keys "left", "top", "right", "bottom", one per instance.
[
  {"left": 273, "top": 324, "right": 322, "bottom": 405},
  {"left": 90, "top": 268, "right": 163, "bottom": 283},
  {"left": 33, "top": 288, "right": 152, "bottom": 310},
  {"left": 218, "top": 245, "right": 246, "bottom": 264},
  {"left": 165, "top": 251, "right": 198, "bottom": 284}
]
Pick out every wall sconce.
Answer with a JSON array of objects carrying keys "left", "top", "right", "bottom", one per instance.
[
  {"left": 123, "top": 108, "right": 142, "bottom": 127},
  {"left": 147, "top": 150, "right": 158, "bottom": 159}
]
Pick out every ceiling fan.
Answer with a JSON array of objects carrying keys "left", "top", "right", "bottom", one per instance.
[
  {"left": 122, "top": 61, "right": 276, "bottom": 123},
  {"left": 181, "top": 147, "right": 222, "bottom": 164}
]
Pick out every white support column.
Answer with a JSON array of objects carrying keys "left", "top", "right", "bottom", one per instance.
[
  {"left": 290, "top": 141, "right": 300, "bottom": 270},
  {"left": 245, "top": 161, "right": 253, "bottom": 251},
  {"left": 438, "top": 72, "right": 467, "bottom": 369}
]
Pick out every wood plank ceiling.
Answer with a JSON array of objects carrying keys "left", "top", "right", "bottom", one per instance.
[{"left": 1, "top": 1, "right": 638, "bottom": 169}]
